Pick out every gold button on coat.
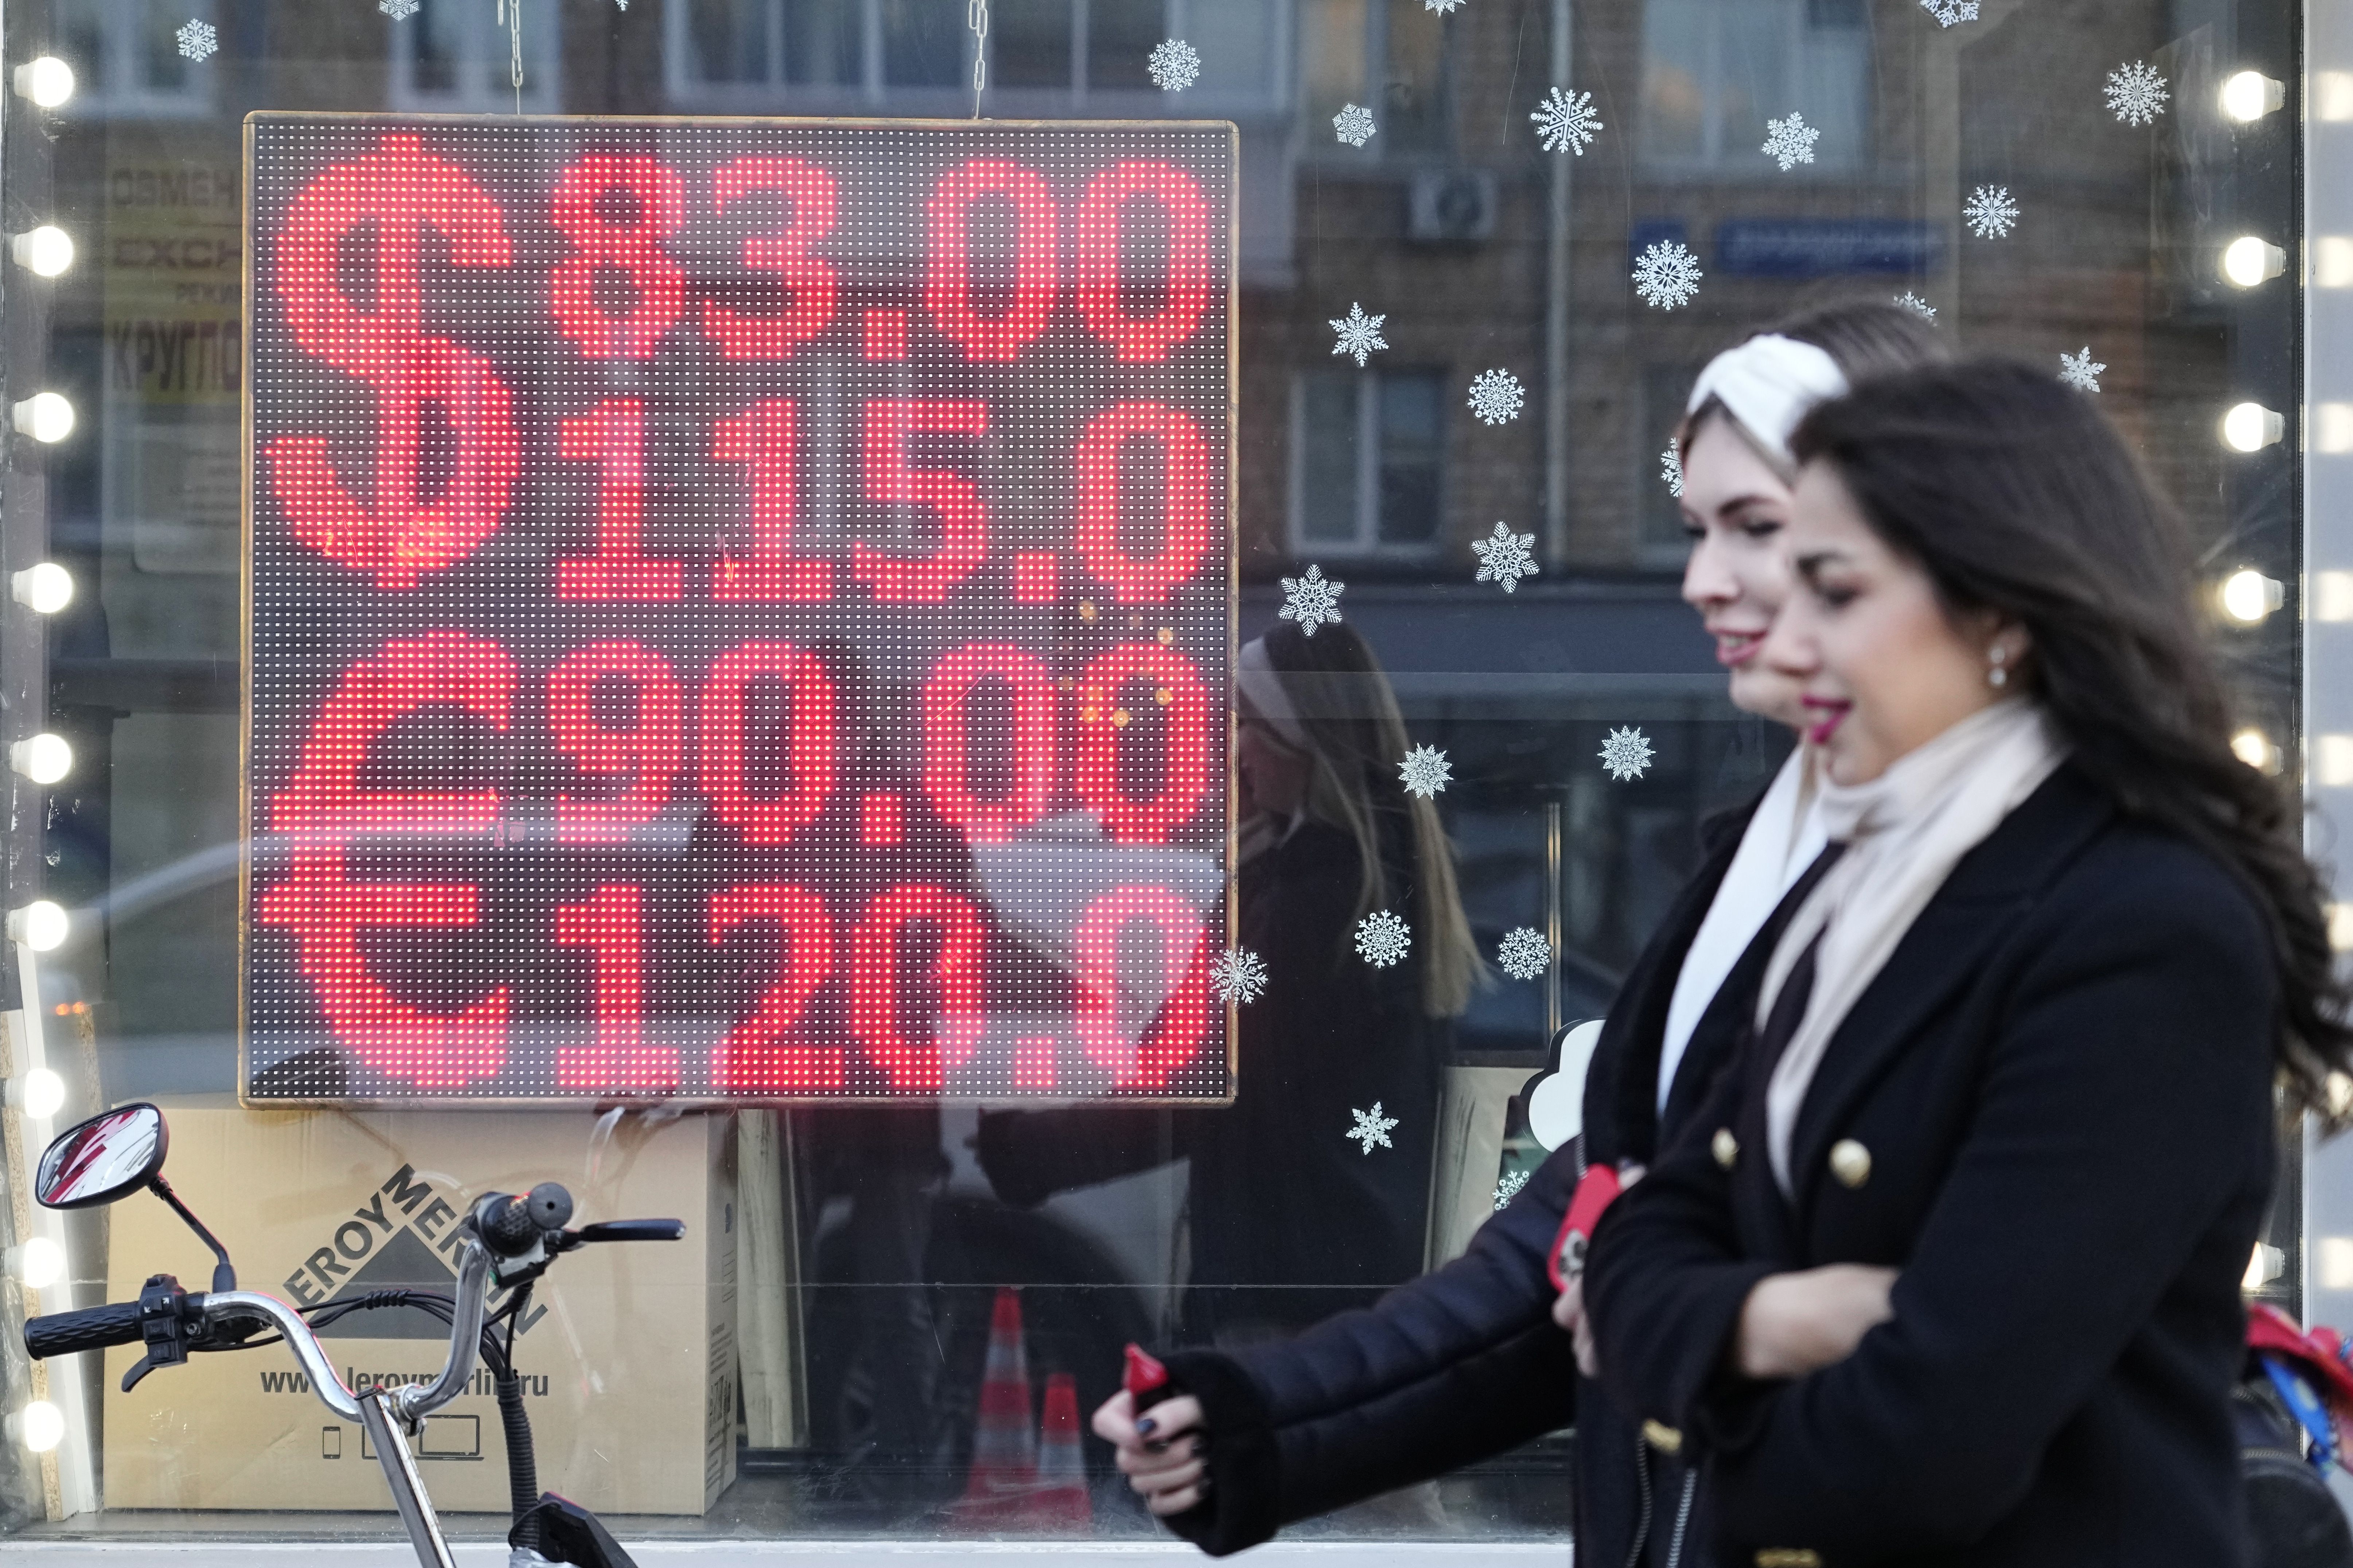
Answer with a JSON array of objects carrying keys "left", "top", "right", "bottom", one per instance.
[
  {"left": 1756, "top": 1552, "right": 1822, "bottom": 1568},
  {"left": 1641, "top": 1419, "right": 1683, "bottom": 1454},
  {"left": 1829, "top": 1139, "right": 1872, "bottom": 1189},
  {"left": 1712, "top": 1127, "right": 1739, "bottom": 1168}
]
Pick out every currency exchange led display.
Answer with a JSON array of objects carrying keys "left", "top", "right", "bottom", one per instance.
[{"left": 242, "top": 115, "right": 1236, "bottom": 1103}]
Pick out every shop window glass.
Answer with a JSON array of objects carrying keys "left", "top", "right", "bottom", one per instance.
[{"left": 0, "top": 0, "right": 2311, "bottom": 1549}]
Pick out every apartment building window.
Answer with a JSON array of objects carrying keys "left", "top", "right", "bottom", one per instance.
[
  {"left": 1639, "top": 0, "right": 1868, "bottom": 172},
  {"left": 52, "top": 0, "right": 211, "bottom": 117},
  {"left": 669, "top": 0, "right": 1276, "bottom": 106},
  {"left": 1293, "top": 369, "right": 1446, "bottom": 554},
  {"left": 390, "top": 0, "right": 562, "bottom": 112},
  {"left": 1303, "top": 0, "right": 1451, "bottom": 155}
]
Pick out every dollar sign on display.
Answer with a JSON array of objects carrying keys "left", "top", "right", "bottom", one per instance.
[{"left": 264, "top": 134, "right": 519, "bottom": 589}]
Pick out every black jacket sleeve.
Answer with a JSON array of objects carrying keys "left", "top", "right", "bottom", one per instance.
[{"left": 1153, "top": 1141, "right": 1581, "bottom": 1556}]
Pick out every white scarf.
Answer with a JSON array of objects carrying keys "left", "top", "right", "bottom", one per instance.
[
  {"left": 1686, "top": 334, "right": 1850, "bottom": 468},
  {"left": 1760, "top": 700, "right": 2067, "bottom": 1194},
  {"left": 1656, "top": 747, "right": 1828, "bottom": 1115}
]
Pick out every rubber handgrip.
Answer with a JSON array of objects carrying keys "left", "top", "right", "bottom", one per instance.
[
  {"left": 26, "top": 1301, "right": 146, "bottom": 1360},
  {"left": 479, "top": 1195, "right": 542, "bottom": 1257}
]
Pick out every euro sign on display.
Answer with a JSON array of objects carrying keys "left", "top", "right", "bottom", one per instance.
[{"left": 241, "top": 115, "right": 1239, "bottom": 1106}]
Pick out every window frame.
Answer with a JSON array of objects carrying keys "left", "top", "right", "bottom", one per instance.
[{"left": 1288, "top": 366, "right": 1449, "bottom": 559}]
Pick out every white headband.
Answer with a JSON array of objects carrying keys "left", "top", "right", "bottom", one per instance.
[
  {"left": 1235, "top": 638, "right": 1311, "bottom": 751},
  {"left": 1685, "top": 333, "right": 1850, "bottom": 466}
]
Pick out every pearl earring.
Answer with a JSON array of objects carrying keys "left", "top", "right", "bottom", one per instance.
[{"left": 1987, "top": 643, "right": 2009, "bottom": 688}]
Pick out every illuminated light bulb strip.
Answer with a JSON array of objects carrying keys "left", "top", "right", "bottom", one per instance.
[
  {"left": 10, "top": 57, "right": 72, "bottom": 107},
  {"left": 10, "top": 563, "right": 72, "bottom": 614},
  {"left": 2222, "top": 402, "right": 2285, "bottom": 453},
  {"left": 2220, "top": 568, "right": 2286, "bottom": 623},
  {"left": 8, "top": 226, "right": 72, "bottom": 278},
  {"left": 2220, "top": 69, "right": 2286, "bottom": 121},
  {"left": 9, "top": 733, "right": 71, "bottom": 785},
  {"left": 10, "top": 392, "right": 73, "bottom": 443}
]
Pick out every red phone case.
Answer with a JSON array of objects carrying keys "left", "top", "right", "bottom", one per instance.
[{"left": 1548, "top": 1163, "right": 1624, "bottom": 1293}]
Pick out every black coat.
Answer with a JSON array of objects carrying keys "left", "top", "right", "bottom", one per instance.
[
  {"left": 1585, "top": 766, "right": 2277, "bottom": 1568},
  {"left": 1155, "top": 793, "right": 1782, "bottom": 1561}
]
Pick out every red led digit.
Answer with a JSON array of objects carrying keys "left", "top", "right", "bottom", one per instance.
[
  {"left": 257, "top": 630, "right": 514, "bottom": 1089},
  {"left": 1012, "top": 1036, "right": 1058, "bottom": 1090},
  {"left": 852, "top": 400, "right": 990, "bottom": 602},
  {"left": 265, "top": 133, "right": 519, "bottom": 589},
  {"left": 1073, "top": 885, "right": 1211, "bottom": 1091},
  {"left": 1074, "top": 401, "right": 1214, "bottom": 601},
  {"left": 699, "top": 641, "right": 838, "bottom": 844},
  {"left": 713, "top": 400, "right": 831, "bottom": 601},
  {"left": 703, "top": 156, "right": 839, "bottom": 359},
  {"left": 925, "top": 159, "right": 1059, "bottom": 363},
  {"left": 548, "top": 640, "right": 682, "bottom": 842},
  {"left": 850, "top": 884, "right": 987, "bottom": 1092},
  {"left": 556, "top": 400, "right": 683, "bottom": 601},
  {"left": 1074, "top": 643, "right": 1213, "bottom": 844},
  {"left": 919, "top": 641, "right": 1059, "bottom": 844},
  {"left": 1074, "top": 160, "right": 1212, "bottom": 363},
  {"left": 709, "top": 884, "right": 842, "bottom": 1092},
  {"left": 554, "top": 884, "right": 679, "bottom": 1092},
  {"left": 549, "top": 153, "right": 688, "bottom": 360}
]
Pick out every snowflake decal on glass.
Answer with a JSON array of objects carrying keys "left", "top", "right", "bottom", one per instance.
[
  {"left": 1356, "top": 910, "right": 1412, "bottom": 969},
  {"left": 1467, "top": 368, "right": 1525, "bottom": 426},
  {"left": 379, "top": 0, "right": 421, "bottom": 16},
  {"left": 1762, "top": 112, "right": 1820, "bottom": 171},
  {"left": 1334, "top": 103, "right": 1378, "bottom": 147},
  {"left": 1632, "top": 240, "right": 1703, "bottom": 310},
  {"left": 1919, "top": 0, "right": 1980, "bottom": 26},
  {"left": 1210, "top": 947, "right": 1269, "bottom": 1006},
  {"left": 1493, "top": 1169, "right": 1531, "bottom": 1210},
  {"left": 1347, "top": 1102, "right": 1401, "bottom": 1156},
  {"left": 1399, "top": 744, "right": 1453, "bottom": 799},
  {"left": 1894, "top": 290, "right": 1936, "bottom": 319},
  {"left": 2105, "top": 60, "right": 2169, "bottom": 126},
  {"left": 1531, "top": 88, "right": 1604, "bottom": 155},
  {"left": 176, "top": 18, "right": 218, "bottom": 59},
  {"left": 1279, "top": 564, "right": 1345, "bottom": 636},
  {"left": 1964, "top": 185, "right": 2018, "bottom": 240},
  {"left": 1497, "top": 927, "right": 1551, "bottom": 982},
  {"left": 2058, "top": 347, "right": 2106, "bottom": 392},
  {"left": 1661, "top": 442, "right": 1684, "bottom": 497},
  {"left": 1147, "top": 38, "right": 1201, "bottom": 91},
  {"left": 1600, "top": 725, "right": 1654, "bottom": 782},
  {"left": 1472, "top": 522, "right": 1539, "bottom": 594},
  {"left": 1425, "top": 0, "right": 1465, "bottom": 11},
  {"left": 1329, "top": 301, "right": 1389, "bottom": 367}
]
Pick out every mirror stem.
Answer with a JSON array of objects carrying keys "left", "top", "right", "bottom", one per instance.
[{"left": 149, "top": 1176, "right": 235, "bottom": 1293}]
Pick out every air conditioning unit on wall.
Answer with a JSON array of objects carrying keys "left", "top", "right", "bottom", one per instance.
[{"left": 1408, "top": 169, "right": 1498, "bottom": 244}]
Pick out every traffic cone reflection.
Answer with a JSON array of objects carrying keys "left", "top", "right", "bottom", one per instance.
[
  {"left": 953, "top": 1287, "right": 1038, "bottom": 1525},
  {"left": 1032, "top": 1372, "right": 1092, "bottom": 1531}
]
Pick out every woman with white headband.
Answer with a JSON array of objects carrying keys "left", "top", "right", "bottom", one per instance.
[{"left": 1086, "top": 302, "right": 1944, "bottom": 1568}]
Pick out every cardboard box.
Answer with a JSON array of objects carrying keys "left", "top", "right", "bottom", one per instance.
[{"left": 99, "top": 1107, "right": 737, "bottom": 1516}]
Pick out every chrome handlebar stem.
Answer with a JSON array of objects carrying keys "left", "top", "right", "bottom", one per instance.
[{"left": 393, "top": 1235, "right": 492, "bottom": 1423}]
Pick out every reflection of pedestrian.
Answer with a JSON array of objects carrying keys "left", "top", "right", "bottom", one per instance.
[
  {"left": 978, "top": 619, "right": 1480, "bottom": 1345},
  {"left": 1589, "top": 359, "right": 2349, "bottom": 1567}
]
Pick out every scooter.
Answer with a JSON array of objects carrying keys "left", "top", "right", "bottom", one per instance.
[{"left": 19, "top": 1101, "right": 683, "bottom": 1568}]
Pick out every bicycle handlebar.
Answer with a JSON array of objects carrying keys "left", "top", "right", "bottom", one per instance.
[{"left": 24, "top": 1301, "right": 144, "bottom": 1360}]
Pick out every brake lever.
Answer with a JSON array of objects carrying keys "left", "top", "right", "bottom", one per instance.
[{"left": 570, "top": 1219, "right": 686, "bottom": 1245}]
